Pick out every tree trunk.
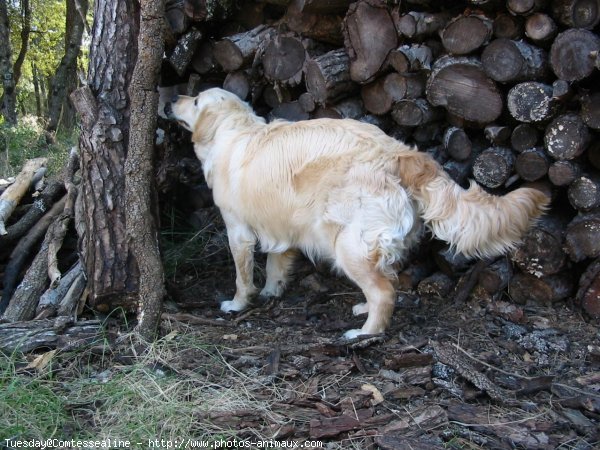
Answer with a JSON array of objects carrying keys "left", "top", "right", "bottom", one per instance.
[
  {"left": 0, "top": 0, "right": 17, "bottom": 124},
  {"left": 70, "top": 0, "right": 140, "bottom": 312},
  {"left": 47, "top": 0, "right": 89, "bottom": 133},
  {"left": 12, "top": 0, "right": 31, "bottom": 88},
  {"left": 125, "top": 0, "right": 167, "bottom": 341}
]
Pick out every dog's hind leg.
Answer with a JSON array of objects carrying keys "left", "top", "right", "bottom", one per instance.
[
  {"left": 220, "top": 220, "right": 258, "bottom": 313},
  {"left": 334, "top": 230, "right": 396, "bottom": 339},
  {"left": 260, "top": 249, "right": 298, "bottom": 298}
]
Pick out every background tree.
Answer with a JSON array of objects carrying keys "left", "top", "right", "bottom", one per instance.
[
  {"left": 46, "top": 0, "right": 89, "bottom": 134},
  {"left": 0, "top": 0, "right": 17, "bottom": 124}
]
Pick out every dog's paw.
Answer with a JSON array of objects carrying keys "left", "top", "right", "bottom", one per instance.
[
  {"left": 343, "top": 329, "right": 367, "bottom": 340},
  {"left": 259, "top": 281, "right": 284, "bottom": 298},
  {"left": 220, "top": 300, "right": 246, "bottom": 313},
  {"left": 352, "top": 303, "right": 369, "bottom": 316}
]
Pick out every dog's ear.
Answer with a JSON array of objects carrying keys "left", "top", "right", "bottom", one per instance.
[{"left": 191, "top": 109, "right": 219, "bottom": 145}]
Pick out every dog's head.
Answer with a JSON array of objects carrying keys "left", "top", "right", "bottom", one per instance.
[{"left": 164, "top": 88, "right": 247, "bottom": 130}]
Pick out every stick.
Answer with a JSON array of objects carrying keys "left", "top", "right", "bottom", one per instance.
[{"left": 0, "top": 157, "right": 47, "bottom": 235}]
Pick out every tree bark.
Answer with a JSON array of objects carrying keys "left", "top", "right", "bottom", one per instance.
[
  {"left": 70, "top": 0, "right": 140, "bottom": 311},
  {"left": 0, "top": 0, "right": 17, "bottom": 124},
  {"left": 47, "top": 0, "right": 89, "bottom": 133},
  {"left": 125, "top": 0, "right": 167, "bottom": 341}
]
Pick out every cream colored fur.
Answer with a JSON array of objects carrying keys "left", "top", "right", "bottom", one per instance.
[{"left": 168, "top": 88, "right": 548, "bottom": 338}]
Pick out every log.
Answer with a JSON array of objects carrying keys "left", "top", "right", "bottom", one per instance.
[
  {"left": 511, "top": 214, "right": 568, "bottom": 277},
  {"left": 2, "top": 227, "right": 53, "bottom": 322},
  {"left": 426, "top": 56, "right": 503, "bottom": 124},
  {"left": 342, "top": 0, "right": 397, "bottom": 83},
  {"left": 479, "top": 258, "right": 512, "bottom": 294},
  {"left": 515, "top": 147, "right": 551, "bottom": 181},
  {"left": 0, "top": 157, "right": 47, "bottom": 235},
  {"left": 388, "top": 44, "right": 433, "bottom": 74},
  {"left": 577, "top": 258, "right": 600, "bottom": 318},
  {"left": 57, "top": 270, "right": 86, "bottom": 318},
  {"left": 293, "top": 0, "right": 353, "bottom": 14},
  {"left": 165, "top": 0, "right": 190, "bottom": 34},
  {"left": 305, "top": 48, "right": 356, "bottom": 105},
  {"left": 552, "top": 0, "right": 600, "bottom": 29},
  {"left": 0, "top": 196, "right": 67, "bottom": 314},
  {"left": 391, "top": 98, "right": 441, "bottom": 127},
  {"left": 0, "top": 319, "right": 103, "bottom": 353},
  {"left": 440, "top": 14, "right": 493, "bottom": 55},
  {"left": 0, "top": 180, "right": 64, "bottom": 248},
  {"left": 484, "top": 125, "right": 511, "bottom": 145},
  {"left": 443, "top": 159, "right": 472, "bottom": 186},
  {"left": 507, "top": 82, "right": 555, "bottom": 123},
  {"left": 509, "top": 272, "right": 574, "bottom": 304},
  {"left": 262, "top": 84, "right": 292, "bottom": 108},
  {"left": 564, "top": 212, "right": 600, "bottom": 262},
  {"left": 544, "top": 113, "right": 591, "bottom": 160},
  {"left": 580, "top": 92, "right": 600, "bottom": 130},
  {"left": 313, "top": 97, "right": 364, "bottom": 120},
  {"left": 443, "top": 127, "right": 472, "bottom": 161},
  {"left": 417, "top": 272, "right": 455, "bottom": 298},
  {"left": 472, "top": 147, "right": 515, "bottom": 188},
  {"left": 47, "top": 148, "right": 79, "bottom": 288},
  {"left": 191, "top": 41, "right": 218, "bottom": 74},
  {"left": 524, "top": 13, "right": 557, "bottom": 44},
  {"left": 481, "top": 39, "right": 548, "bottom": 83},
  {"left": 550, "top": 29, "right": 600, "bottom": 82},
  {"left": 493, "top": 13, "right": 523, "bottom": 39},
  {"left": 434, "top": 245, "right": 472, "bottom": 275},
  {"left": 262, "top": 34, "right": 306, "bottom": 86},
  {"left": 279, "top": 2, "right": 345, "bottom": 46},
  {"left": 511, "top": 123, "right": 539, "bottom": 152},
  {"left": 36, "top": 262, "right": 83, "bottom": 319},
  {"left": 214, "top": 25, "right": 275, "bottom": 72},
  {"left": 397, "top": 259, "right": 436, "bottom": 290},
  {"left": 552, "top": 79, "right": 572, "bottom": 102},
  {"left": 507, "top": 0, "right": 546, "bottom": 15},
  {"left": 298, "top": 92, "right": 316, "bottom": 112},
  {"left": 548, "top": 160, "right": 582, "bottom": 186},
  {"left": 270, "top": 101, "right": 310, "bottom": 121},
  {"left": 223, "top": 70, "right": 251, "bottom": 100},
  {"left": 568, "top": 175, "right": 600, "bottom": 211},
  {"left": 168, "top": 29, "right": 202, "bottom": 76},
  {"left": 394, "top": 11, "right": 449, "bottom": 40},
  {"left": 361, "top": 73, "right": 424, "bottom": 115},
  {"left": 183, "top": 0, "right": 236, "bottom": 21}
]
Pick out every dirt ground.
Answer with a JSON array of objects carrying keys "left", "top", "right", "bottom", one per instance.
[{"left": 158, "top": 207, "right": 600, "bottom": 449}]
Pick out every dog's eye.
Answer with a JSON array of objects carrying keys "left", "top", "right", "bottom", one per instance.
[{"left": 194, "top": 98, "right": 198, "bottom": 107}]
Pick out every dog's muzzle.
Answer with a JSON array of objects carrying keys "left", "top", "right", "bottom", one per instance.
[
  {"left": 163, "top": 95, "right": 179, "bottom": 119},
  {"left": 164, "top": 102, "right": 174, "bottom": 119}
]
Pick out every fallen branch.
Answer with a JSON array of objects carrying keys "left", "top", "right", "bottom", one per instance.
[
  {"left": 432, "top": 340, "right": 517, "bottom": 405},
  {"left": 36, "top": 261, "right": 83, "bottom": 319},
  {"left": 0, "top": 195, "right": 67, "bottom": 313},
  {"left": 0, "top": 158, "right": 47, "bottom": 235},
  {"left": 0, "top": 319, "right": 103, "bottom": 353},
  {"left": 47, "top": 148, "right": 79, "bottom": 286},
  {"left": 0, "top": 180, "right": 65, "bottom": 249}
]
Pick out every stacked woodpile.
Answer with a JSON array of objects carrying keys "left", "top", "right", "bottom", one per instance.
[
  {"left": 1, "top": 0, "right": 599, "bottom": 333},
  {"left": 158, "top": 0, "right": 600, "bottom": 317}
]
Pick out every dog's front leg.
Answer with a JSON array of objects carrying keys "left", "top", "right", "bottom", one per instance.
[
  {"left": 260, "top": 249, "right": 298, "bottom": 298},
  {"left": 220, "top": 221, "right": 258, "bottom": 313}
]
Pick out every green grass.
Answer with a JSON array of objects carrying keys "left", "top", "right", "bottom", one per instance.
[
  {"left": 0, "top": 330, "right": 280, "bottom": 445},
  {"left": 0, "top": 115, "right": 76, "bottom": 179},
  {"left": 0, "top": 352, "right": 74, "bottom": 440}
]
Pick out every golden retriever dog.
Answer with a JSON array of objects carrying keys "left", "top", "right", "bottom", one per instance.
[{"left": 165, "top": 88, "right": 548, "bottom": 339}]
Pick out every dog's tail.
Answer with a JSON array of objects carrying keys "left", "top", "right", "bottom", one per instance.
[{"left": 398, "top": 150, "right": 549, "bottom": 258}]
